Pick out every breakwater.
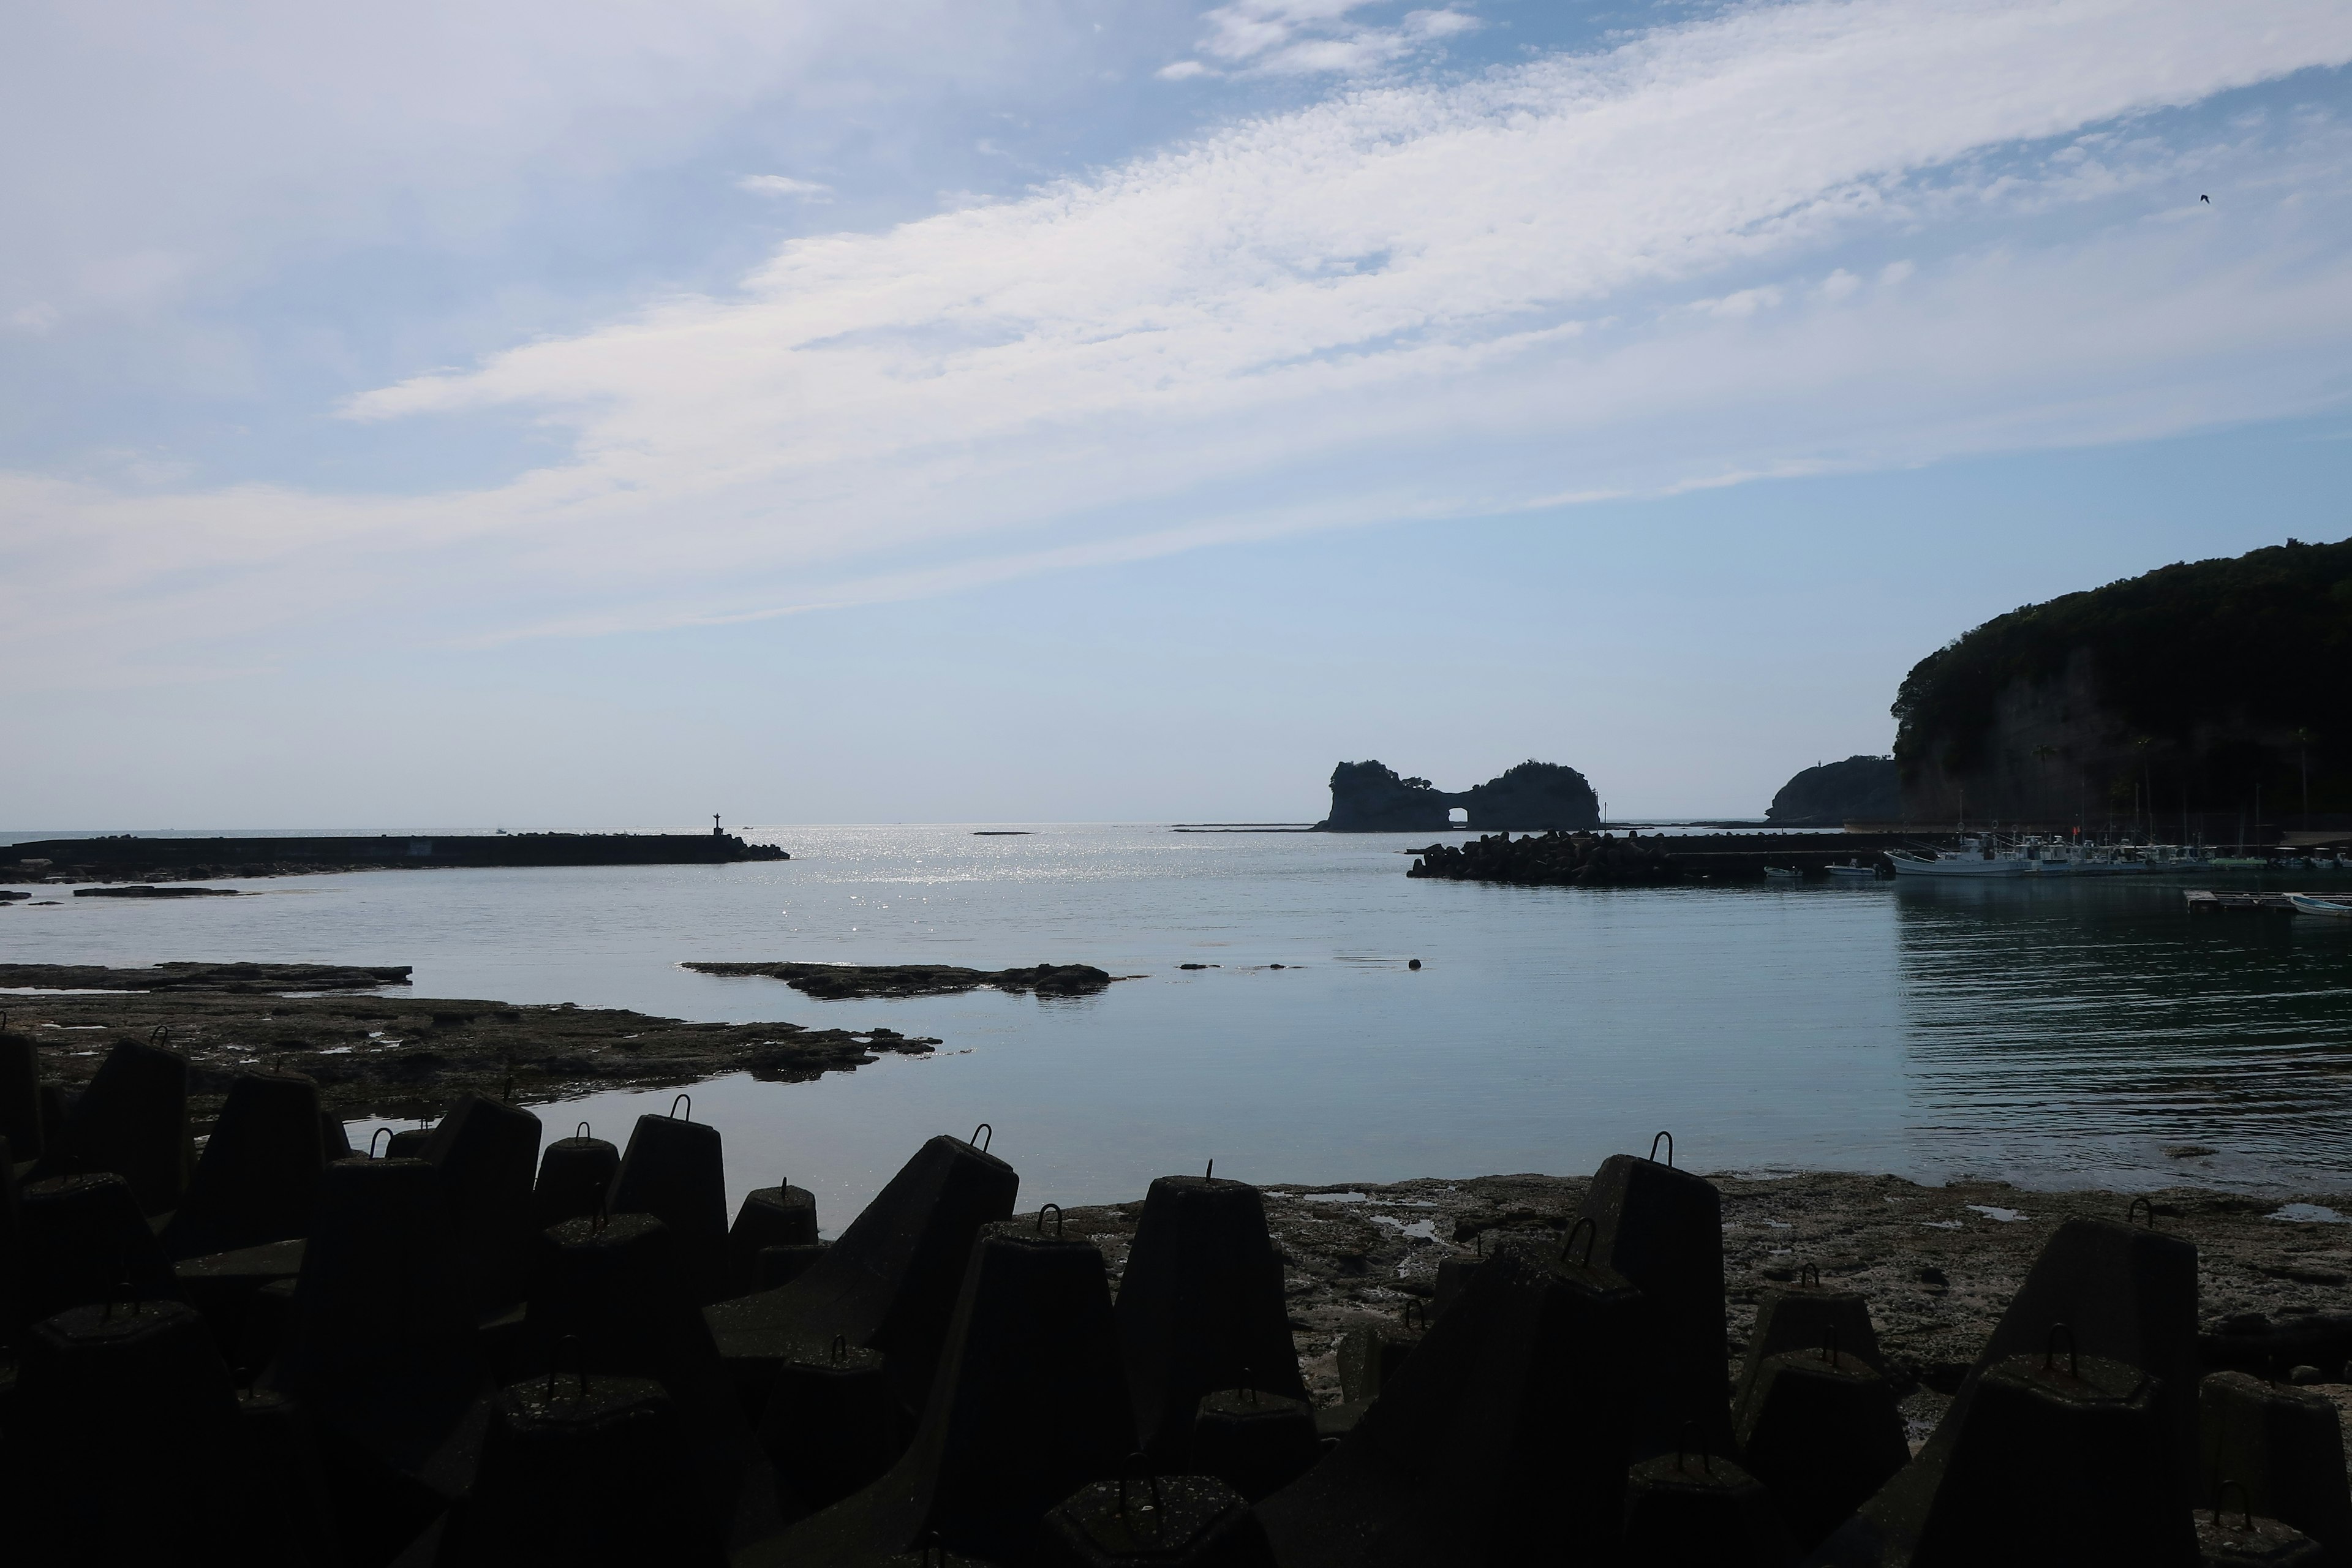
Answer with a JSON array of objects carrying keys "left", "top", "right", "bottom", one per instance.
[
  {"left": 4, "top": 1027, "right": 2344, "bottom": 1563},
  {"left": 1409, "top": 830, "right": 1931, "bottom": 885},
  {"left": 2, "top": 829, "right": 788, "bottom": 883}
]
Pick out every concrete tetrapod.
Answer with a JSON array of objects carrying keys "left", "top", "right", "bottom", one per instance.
[
  {"left": 1042, "top": 1472, "right": 1276, "bottom": 1567},
  {"left": 174, "top": 1235, "right": 307, "bottom": 1360},
  {"left": 7, "top": 1298, "right": 243, "bottom": 1565},
  {"left": 1117, "top": 1175, "right": 1308, "bottom": 1468},
  {"left": 236, "top": 1384, "right": 345, "bottom": 1567},
  {"left": 522, "top": 1212, "right": 785, "bottom": 1551},
  {"left": 29, "top": 1037, "right": 192, "bottom": 1214},
  {"left": 1809, "top": 1214, "right": 2201, "bottom": 1566},
  {"left": 1737, "top": 1283, "right": 1899, "bottom": 1400},
  {"left": 421, "top": 1373, "right": 725, "bottom": 1567},
  {"left": 1732, "top": 1346, "right": 1908, "bottom": 1550},
  {"left": 1255, "top": 1231, "right": 1645, "bottom": 1567},
  {"left": 1192, "top": 1388, "right": 1322, "bottom": 1502},
  {"left": 708, "top": 1133, "right": 1019, "bottom": 1419},
  {"left": 1620, "top": 1449, "right": 1797, "bottom": 1567},
  {"left": 17, "top": 1171, "right": 183, "bottom": 1326},
  {"left": 610, "top": 1105, "right": 731, "bottom": 1304},
  {"left": 264, "top": 1156, "right": 491, "bottom": 1568},
  {"left": 731, "top": 1183, "right": 821, "bottom": 1293},
  {"left": 756, "top": 1241, "right": 832, "bottom": 1289},
  {"left": 741, "top": 1215, "right": 1139, "bottom": 1567},
  {"left": 530, "top": 1127, "right": 619, "bottom": 1231},
  {"left": 756, "top": 1337, "right": 905, "bottom": 1517},
  {"left": 1904, "top": 1350, "right": 2195, "bottom": 1567},
  {"left": 424, "top": 1093, "right": 543, "bottom": 1316},
  {"left": 163, "top": 1069, "right": 326, "bottom": 1261},
  {"left": 1578, "top": 1150, "right": 1735, "bottom": 1459},
  {"left": 1334, "top": 1306, "right": 1424, "bottom": 1404},
  {"left": 2199, "top": 1371, "right": 2352, "bottom": 1562},
  {"left": 0, "top": 1025, "right": 43, "bottom": 1159},
  {"left": 0, "top": 1133, "right": 20, "bottom": 1330},
  {"left": 2195, "top": 1498, "right": 2328, "bottom": 1567}
]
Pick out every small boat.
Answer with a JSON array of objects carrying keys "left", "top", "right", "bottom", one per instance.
[
  {"left": 1826, "top": 859, "right": 1880, "bottom": 879},
  {"left": 2209, "top": 856, "right": 2269, "bottom": 870},
  {"left": 1888, "top": 837, "right": 2032, "bottom": 878},
  {"left": 1763, "top": 865, "right": 1804, "bottom": 881},
  {"left": 2287, "top": 894, "right": 2352, "bottom": 919}
]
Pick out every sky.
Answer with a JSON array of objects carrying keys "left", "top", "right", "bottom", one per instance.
[{"left": 6, "top": 0, "right": 2352, "bottom": 827}]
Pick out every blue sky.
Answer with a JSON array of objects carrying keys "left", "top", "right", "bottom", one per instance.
[{"left": 6, "top": 0, "right": 2352, "bottom": 826}]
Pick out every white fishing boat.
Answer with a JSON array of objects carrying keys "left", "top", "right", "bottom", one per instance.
[
  {"left": 2287, "top": 894, "right": 2352, "bottom": 919},
  {"left": 1888, "top": 837, "right": 2032, "bottom": 878},
  {"left": 1763, "top": 865, "right": 1804, "bottom": 881},
  {"left": 1826, "top": 859, "right": 1880, "bottom": 879}
]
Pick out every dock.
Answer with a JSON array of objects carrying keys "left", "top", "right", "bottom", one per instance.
[{"left": 2184, "top": 889, "right": 2351, "bottom": 914}]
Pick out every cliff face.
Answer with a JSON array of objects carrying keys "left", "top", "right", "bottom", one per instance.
[
  {"left": 1766, "top": 756, "right": 1901, "bottom": 827},
  {"left": 1892, "top": 539, "right": 2352, "bottom": 829},
  {"left": 1319, "top": 759, "right": 1600, "bottom": 831}
]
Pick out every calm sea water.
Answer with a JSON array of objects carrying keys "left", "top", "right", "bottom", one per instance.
[{"left": 7, "top": 824, "right": 2352, "bottom": 1229}]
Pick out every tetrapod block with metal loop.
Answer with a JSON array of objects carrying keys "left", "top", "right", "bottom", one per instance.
[
  {"left": 610, "top": 1102, "right": 729, "bottom": 1303},
  {"left": 18, "top": 1170, "right": 182, "bottom": 1325},
  {"left": 236, "top": 1384, "right": 345, "bottom": 1568},
  {"left": 174, "top": 1235, "right": 307, "bottom": 1359},
  {"left": 1814, "top": 1215, "right": 2203, "bottom": 1566},
  {"left": 424, "top": 1093, "right": 543, "bottom": 1315},
  {"left": 530, "top": 1126, "right": 618, "bottom": 1231},
  {"left": 1620, "top": 1449, "right": 1795, "bottom": 1567},
  {"left": 1191, "top": 1387, "right": 1321, "bottom": 1502},
  {"left": 1117, "top": 1175, "right": 1307, "bottom": 1468},
  {"left": 757, "top": 1241, "right": 831, "bottom": 1289},
  {"left": 265, "top": 1156, "right": 490, "bottom": 1568},
  {"left": 1578, "top": 1146, "right": 1733, "bottom": 1460},
  {"left": 731, "top": 1183, "right": 821, "bottom": 1291},
  {"left": 709, "top": 1131, "right": 1019, "bottom": 1419},
  {"left": 741, "top": 1214, "right": 1137, "bottom": 1567},
  {"left": 1256, "top": 1230, "right": 1646, "bottom": 1567},
  {"left": 1043, "top": 1471, "right": 1276, "bottom": 1567},
  {"left": 425, "top": 1372, "right": 723, "bottom": 1567},
  {"left": 1335, "top": 1306, "right": 1425, "bottom": 1404},
  {"left": 1431, "top": 1250, "right": 1483, "bottom": 1317},
  {"left": 0, "top": 1023, "right": 43, "bottom": 1160},
  {"left": 523, "top": 1211, "right": 783, "bottom": 1551},
  {"left": 1736, "top": 1281, "right": 1896, "bottom": 1401},
  {"left": 163, "top": 1068, "right": 326, "bottom": 1261},
  {"left": 2195, "top": 1493, "right": 2326, "bottom": 1567},
  {"left": 386, "top": 1126, "right": 434, "bottom": 1158},
  {"left": 1903, "top": 1350, "right": 2195, "bottom": 1567},
  {"left": 1731, "top": 1346, "right": 1907, "bottom": 1550},
  {"left": 29, "top": 1037, "right": 192, "bottom": 1214},
  {"left": 2199, "top": 1371, "right": 2352, "bottom": 1561},
  {"left": 756, "top": 1337, "right": 903, "bottom": 1517},
  {"left": 322, "top": 1110, "right": 356, "bottom": 1159},
  {"left": 7, "top": 1298, "right": 243, "bottom": 1564}
]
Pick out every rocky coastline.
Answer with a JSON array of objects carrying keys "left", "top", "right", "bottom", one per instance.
[{"left": 684, "top": 960, "right": 1123, "bottom": 1000}]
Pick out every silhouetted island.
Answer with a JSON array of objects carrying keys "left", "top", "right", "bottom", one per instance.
[
  {"left": 1765, "top": 755, "right": 1901, "bottom": 827},
  {"left": 1316, "top": 759, "right": 1600, "bottom": 831},
  {"left": 1894, "top": 538, "right": 2352, "bottom": 836},
  {"left": 1, "top": 829, "right": 789, "bottom": 883}
]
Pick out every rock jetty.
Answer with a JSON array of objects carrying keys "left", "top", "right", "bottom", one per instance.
[
  {"left": 685, "top": 961, "right": 1121, "bottom": 1000},
  {"left": 1, "top": 828, "right": 789, "bottom": 885},
  {"left": 1409, "top": 830, "right": 1678, "bottom": 885},
  {"left": 1, "top": 1041, "right": 2343, "bottom": 1565}
]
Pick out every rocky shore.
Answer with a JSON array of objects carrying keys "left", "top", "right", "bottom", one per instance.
[
  {"left": 2, "top": 986, "right": 934, "bottom": 1123},
  {"left": 685, "top": 960, "right": 1123, "bottom": 1000},
  {"left": 1408, "top": 829, "right": 1679, "bottom": 885}
]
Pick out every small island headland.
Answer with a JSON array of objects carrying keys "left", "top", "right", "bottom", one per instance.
[
  {"left": 2, "top": 828, "right": 790, "bottom": 884},
  {"left": 1316, "top": 759, "right": 1600, "bottom": 831},
  {"left": 1766, "top": 755, "right": 1901, "bottom": 827}
]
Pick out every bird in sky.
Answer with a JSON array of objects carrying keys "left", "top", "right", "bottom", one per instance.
[{"left": 2201, "top": 194, "right": 2212, "bottom": 203}]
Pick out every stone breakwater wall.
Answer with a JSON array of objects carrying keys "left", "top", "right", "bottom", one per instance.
[
  {"left": 4, "top": 1033, "right": 2348, "bottom": 1564},
  {"left": 2, "top": 829, "right": 788, "bottom": 883},
  {"left": 1409, "top": 830, "right": 1930, "bottom": 885}
]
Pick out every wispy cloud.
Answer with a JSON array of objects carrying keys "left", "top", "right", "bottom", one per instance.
[
  {"left": 737, "top": 174, "right": 834, "bottom": 200},
  {"left": 1175, "top": 0, "right": 1482, "bottom": 78},
  {"left": 9, "top": 0, "right": 2352, "bottom": 688}
]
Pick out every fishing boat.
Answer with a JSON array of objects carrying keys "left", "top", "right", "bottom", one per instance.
[
  {"left": 1763, "top": 865, "right": 1804, "bottom": 881},
  {"left": 2287, "top": 894, "right": 2352, "bottom": 919},
  {"left": 1888, "top": 837, "right": 2032, "bottom": 878},
  {"left": 1826, "top": 859, "right": 1881, "bottom": 879}
]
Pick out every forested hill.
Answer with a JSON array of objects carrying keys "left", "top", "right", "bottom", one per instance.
[{"left": 1892, "top": 538, "right": 2352, "bottom": 827}]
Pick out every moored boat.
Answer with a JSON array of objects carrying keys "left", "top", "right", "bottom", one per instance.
[{"left": 2287, "top": 893, "right": 2352, "bottom": 919}]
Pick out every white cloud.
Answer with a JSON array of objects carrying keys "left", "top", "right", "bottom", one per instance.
[
  {"left": 9, "top": 0, "right": 2352, "bottom": 688},
  {"left": 737, "top": 174, "right": 834, "bottom": 200},
  {"left": 1187, "top": 0, "right": 1481, "bottom": 76},
  {"left": 1158, "top": 59, "right": 1212, "bottom": 80}
]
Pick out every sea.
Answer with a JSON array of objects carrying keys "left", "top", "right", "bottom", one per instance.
[{"left": 7, "top": 823, "right": 2352, "bottom": 1232}]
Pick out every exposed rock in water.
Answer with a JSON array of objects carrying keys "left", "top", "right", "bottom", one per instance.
[
  {"left": 1317, "top": 758, "right": 1600, "bottom": 832},
  {"left": 683, "top": 960, "right": 1121, "bottom": 999},
  {"left": 1766, "top": 755, "right": 1901, "bottom": 827},
  {"left": 71, "top": 884, "right": 244, "bottom": 899},
  {"left": 1894, "top": 538, "right": 2352, "bottom": 831},
  {"left": 0, "top": 990, "right": 935, "bottom": 1121},
  {"left": 1407, "top": 830, "right": 1677, "bottom": 886},
  {"left": 0, "top": 962, "right": 415, "bottom": 993}
]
